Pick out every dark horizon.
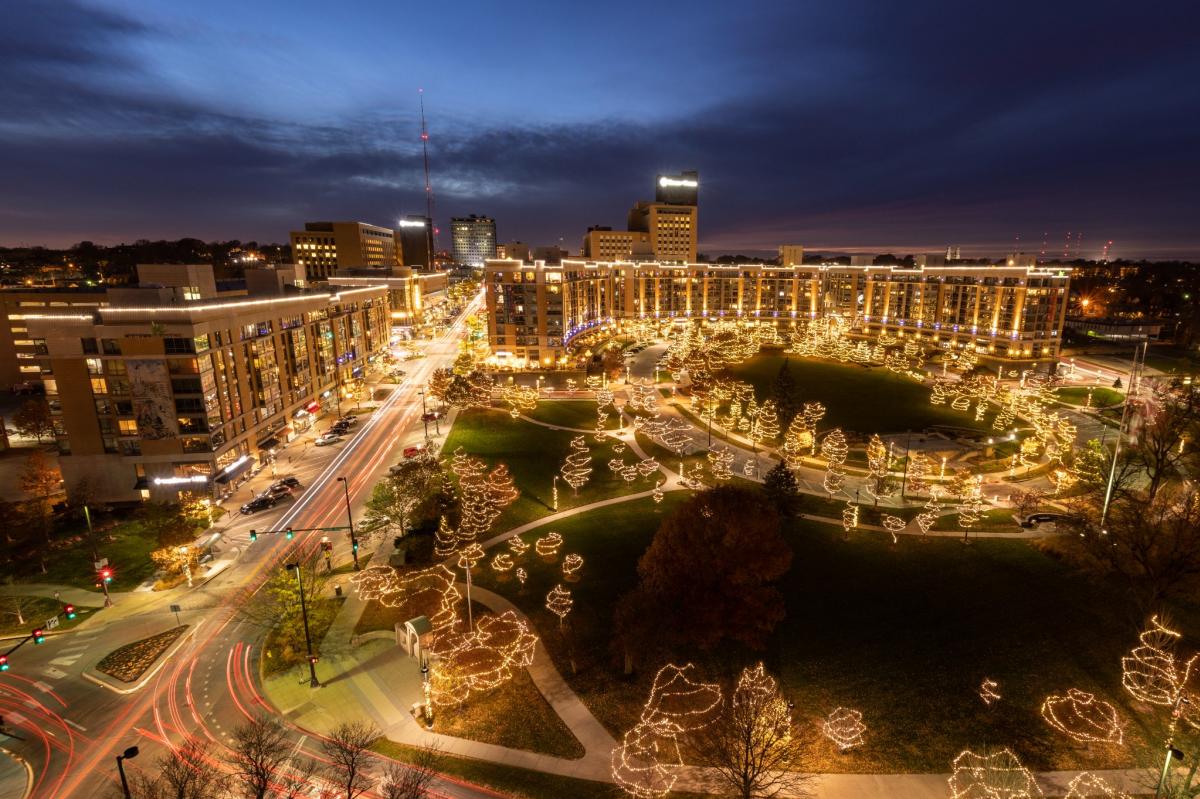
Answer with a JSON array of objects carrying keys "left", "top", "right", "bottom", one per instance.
[{"left": 2, "top": 1, "right": 1198, "bottom": 259}]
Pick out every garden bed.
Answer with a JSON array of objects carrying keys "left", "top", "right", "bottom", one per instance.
[{"left": 96, "top": 625, "right": 188, "bottom": 683}]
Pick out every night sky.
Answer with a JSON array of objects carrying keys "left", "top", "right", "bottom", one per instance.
[{"left": 3, "top": 1, "right": 1198, "bottom": 258}]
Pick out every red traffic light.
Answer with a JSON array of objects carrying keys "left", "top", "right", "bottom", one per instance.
[
  {"left": 0, "top": 654, "right": 8, "bottom": 671},
  {"left": 99, "top": 568, "right": 113, "bottom": 583},
  {"left": 63, "top": 604, "right": 76, "bottom": 619},
  {"left": 32, "top": 628, "right": 45, "bottom": 644}
]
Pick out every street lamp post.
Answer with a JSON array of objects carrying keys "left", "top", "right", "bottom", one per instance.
[
  {"left": 286, "top": 562, "right": 321, "bottom": 688},
  {"left": 336, "top": 477, "right": 360, "bottom": 570},
  {"left": 116, "top": 745, "right": 139, "bottom": 799},
  {"left": 418, "top": 390, "right": 430, "bottom": 439}
]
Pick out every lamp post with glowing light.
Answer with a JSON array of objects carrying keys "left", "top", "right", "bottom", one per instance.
[
  {"left": 336, "top": 476, "right": 360, "bottom": 570},
  {"left": 285, "top": 561, "right": 321, "bottom": 688}
]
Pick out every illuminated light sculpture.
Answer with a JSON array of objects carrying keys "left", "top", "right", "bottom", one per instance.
[
  {"left": 515, "top": 568, "right": 527, "bottom": 587},
  {"left": 1041, "top": 689, "right": 1123, "bottom": 745},
  {"left": 536, "top": 532, "right": 563, "bottom": 558},
  {"left": 546, "top": 584, "right": 574, "bottom": 627},
  {"left": 621, "top": 464, "right": 639, "bottom": 482},
  {"left": 350, "top": 564, "right": 461, "bottom": 632},
  {"left": 1064, "top": 772, "right": 1130, "bottom": 799},
  {"left": 490, "top": 553, "right": 514, "bottom": 573},
  {"left": 841, "top": 502, "right": 859, "bottom": 537},
  {"left": 822, "top": 707, "right": 866, "bottom": 752},
  {"left": 957, "top": 475, "right": 987, "bottom": 537},
  {"left": 907, "top": 451, "right": 932, "bottom": 495},
  {"left": 429, "top": 609, "right": 538, "bottom": 706},
  {"left": 881, "top": 514, "right": 906, "bottom": 544},
  {"left": 915, "top": 491, "right": 940, "bottom": 540},
  {"left": 562, "top": 553, "right": 584, "bottom": 578},
  {"left": 742, "top": 457, "right": 758, "bottom": 478},
  {"left": 652, "top": 481, "right": 664, "bottom": 504},
  {"left": 457, "top": 543, "right": 484, "bottom": 571},
  {"left": 782, "top": 416, "right": 813, "bottom": 468},
  {"left": 1121, "top": 616, "right": 1197, "bottom": 707},
  {"left": 637, "top": 458, "right": 660, "bottom": 478},
  {"left": 866, "top": 434, "right": 890, "bottom": 499},
  {"left": 508, "top": 535, "right": 528, "bottom": 556},
  {"left": 752, "top": 399, "right": 780, "bottom": 445},
  {"left": 980, "top": 678, "right": 1001, "bottom": 706},
  {"left": 707, "top": 446, "right": 735, "bottom": 481},
  {"left": 434, "top": 515, "right": 458, "bottom": 558},
  {"left": 612, "top": 721, "right": 679, "bottom": 799},
  {"left": 801, "top": 402, "right": 826, "bottom": 454},
  {"left": 948, "top": 748, "right": 1041, "bottom": 799},
  {"left": 561, "top": 435, "right": 593, "bottom": 494}
]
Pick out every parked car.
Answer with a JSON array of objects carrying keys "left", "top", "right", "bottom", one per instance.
[
  {"left": 273, "top": 476, "right": 301, "bottom": 490},
  {"left": 240, "top": 494, "right": 278, "bottom": 515},
  {"left": 331, "top": 423, "right": 351, "bottom": 435},
  {"left": 338, "top": 414, "right": 359, "bottom": 426},
  {"left": 1019, "top": 512, "right": 1073, "bottom": 529},
  {"left": 402, "top": 445, "right": 425, "bottom": 459},
  {"left": 315, "top": 432, "right": 342, "bottom": 446},
  {"left": 264, "top": 484, "right": 292, "bottom": 500}
]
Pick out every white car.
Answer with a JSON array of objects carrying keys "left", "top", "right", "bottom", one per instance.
[{"left": 315, "top": 432, "right": 342, "bottom": 446}]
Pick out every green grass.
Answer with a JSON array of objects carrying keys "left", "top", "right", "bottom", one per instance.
[
  {"left": 18, "top": 520, "right": 162, "bottom": 590},
  {"left": 724, "top": 355, "right": 989, "bottom": 434},
  {"left": 524, "top": 400, "right": 620, "bottom": 431},
  {"left": 0, "top": 596, "right": 96, "bottom": 637},
  {"left": 931, "top": 507, "right": 1021, "bottom": 532},
  {"left": 443, "top": 409, "right": 657, "bottom": 532},
  {"left": 372, "top": 739, "right": 669, "bottom": 799},
  {"left": 474, "top": 492, "right": 1156, "bottom": 773},
  {"left": 1055, "top": 386, "right": 1124, "bottom": 408}
]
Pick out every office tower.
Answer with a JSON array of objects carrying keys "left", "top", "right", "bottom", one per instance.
[
  {"left": 450, "top": 215, "right": 497, "bottom": 267},
  {"left": 289, "top": 221, "right": 399, "bottom": 279},
  {"left": 627, "top": 202, "right": 698, "bottom": 263},
  {"left": 396, "top": 215, "right": 435, "bottom": 269},
  {"left": 655, "top": 170, "right": 699, "bottom": 205}
]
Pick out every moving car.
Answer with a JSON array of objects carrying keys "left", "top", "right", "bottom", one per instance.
[
  {"left": 421, "top": 410, "right": 444, "bottom": 422},
  {"left": 315, "top": 432, "right": 342, "bottom": 446},
  {"left": 240, "top": 494, "right": 278, "bottom": 515}
]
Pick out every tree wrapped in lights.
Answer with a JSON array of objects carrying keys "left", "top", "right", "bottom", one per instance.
[
  {"left": 684, "top": 663, "right": 812, "bottom": 799},
  {"left": 980, "top": 678, "right": 1001, "bottom": 706},
  {"left": 881, "top": 514, "right": 906, "bottom": 544},
  {"left": 1041, "top": 689, "right": 1123, "bottom": 745},
  {"left": 865, "top": 434, "right": 890, "bottom": 503},
  {"left": 957, "top": 474, "right": 986, "bottom": 539},
  {"left": 821, "top": 428, "right": 848, "bottom": 498},
  {"left": 490, "top": 553, "right": 513, "bottom": 573},
  {"left": 562, "top": 553, "right": 584, "bottom": 579},
  {"left": 948, "top": 748, "right": 1041, "bottom": 799},
  {"left": 507, "top": 535, "right": 528, "bottom": 556},
  {"left": 652, "top": 481, "right": 664, "bottom": 504},
  {"left": 487, "top": 464, "right": 519, "bottom": 509},
  {"left": 1121, "top": 616, "right": 1197, "bottom": 707},
  {"left": 501, "top": 384, "right": 538, "bottom": 419},
  {"left": 752, "top": 400, "right": 780, "bottom": 446},
  {"left": 536, "top": 532, "right": 563, "bottom": 558},
  {"left": 561, "top": 436, "right": 593, "bottom": 495},
  {"left": 822, "top": 707, "right": 866, "bottom": 752},
  {"left": 350, "top": 564, "right": 461, "bottom": 633},
  {"left": 841, "top": 502, "right": 859, "bottom": 538},
  {"left": 637, "top": 458, "right": 660, "bottom": 478},
  {"left": 1064, "top": 772, "right": 1130, "bottom": 799},
  {"left": 707, "top": 446, "right": 734, "bottom": 481},
  {"left": 433, "top": 515, "right": 457, "bottom": 558},
  {"left": 801, "top": 402, "right": 826, "bottom": 454},
  {"left": 782, "top": 415, "right": 812, "bottom": 468},
  {"left": 907, "top": 451, "right": 932, "bottom": 495},
  {"left": 546, "top": 584, "right": 574, "bottom": 628},
  {"left": 429, "top": 610, "right": 538, "bottom": 707},
  {"left": 596, "top": 409, "right": 610, "bottom": 440},
  {"left": 457, "top": 543, "right": 484, "bottom": 571},
  {"left": 515, "top": 568, "right": 527, "bottom": 587}
]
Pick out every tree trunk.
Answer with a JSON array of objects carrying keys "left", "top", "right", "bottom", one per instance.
[{"left": 623, "top": 649, "right": 633, "bottom": 676}]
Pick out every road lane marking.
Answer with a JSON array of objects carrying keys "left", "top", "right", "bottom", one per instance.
[{"left": 64, "top": 718, "right": 86, "bottom": 732}]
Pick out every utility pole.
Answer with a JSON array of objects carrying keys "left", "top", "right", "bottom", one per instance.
[
  {"left": 336, "top": 477, "right": 360, "bottom": 570},
  {"left": 286, "top": 562, "right": 321, "bottom": 688}
]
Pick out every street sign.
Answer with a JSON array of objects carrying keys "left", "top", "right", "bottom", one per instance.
[
  {"left": 169, "top": 604, "right": 182, "bottom": 614},
  {"left": 45, "top": 616, "right": 59, "bottom": 630},
  {"left": 94, "top": 558, "right": 108, "bottom": 570}
]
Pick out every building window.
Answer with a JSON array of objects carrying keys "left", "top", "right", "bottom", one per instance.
[
  {"left": 90, "top": 377, "right": 108, "bottom": 394},
  {"left": 164, "top": 337, "right": 195, "bottom": 354},
  {"left": 82, "top": 337, "right": 98, "bottom": 354},
  {"left": 118, "top": 419, "right": 138, "bottom": 435},
  {"left": 101, "top": 338, "right": 121, "bottom": 355}
]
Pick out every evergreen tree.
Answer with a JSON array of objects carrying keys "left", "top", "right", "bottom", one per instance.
[
  {"left": 762, "top": 462, "right": 801, "bottom": 518},
  {"left": 771, "top": 359, "right": 800, "bottom": 429}
]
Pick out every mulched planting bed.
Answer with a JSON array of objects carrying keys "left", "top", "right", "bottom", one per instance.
[{"left": 96, "top": 625, "right": 188, "bottom": 683}]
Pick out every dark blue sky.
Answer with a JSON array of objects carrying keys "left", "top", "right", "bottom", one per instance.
[{"left": 2, "top": 1, "right": 1198, "bottom": 258}]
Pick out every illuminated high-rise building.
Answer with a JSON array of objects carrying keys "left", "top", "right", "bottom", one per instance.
[
  {"left": 450, "top": 215, "right": 497, "bottom": 267},
  {"left": 289, "top": 221, "right": 399, "bottom": 279}
]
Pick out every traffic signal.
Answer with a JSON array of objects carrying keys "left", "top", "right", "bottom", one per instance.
[
  {"left": 321, "top": 540, "right": 333, "bottom": 553},
  {"left": 285, "top": 527, "right": 294, "bottom": 540},
  {"left": 249, "top": 529, "right": 258, "bottom": 542},
  {"left": 32, "top": 629, "right": 44, "bottom": 644},
  {"left": 63, "top": 604, "right": 76, "bottom": 620},
  {"left": 352, "top": 541, "right": 359, "bottom": 553},
  {"left": 100, "top": 568, "right": 113, "bottom": 584},
  {"left": 0, "top": 655, "right": 8, "bottom": 671}
]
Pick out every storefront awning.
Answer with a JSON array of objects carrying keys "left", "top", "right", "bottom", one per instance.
[
  {"left": 305, "top": 401, "right": 320, "bottom": 413},
  {"left": 257, "top": 437, "right": 279, "bottom": 451},
  {"left": 213, "top": 455, "right": 255, "bottom": 484}
]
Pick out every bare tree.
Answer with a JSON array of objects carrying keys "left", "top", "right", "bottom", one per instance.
[
  {"left": 685, "top": 664, "right": 813, "bottom": 799},
  {"left": 321, "top": 721, "right": 380, "bottom": 799},
  {"left": 1133, "top": 382, "right": 1200, "bottom": 504},
  {"left": 118, "top": 737, "right": 230, "bottom": 799},
  {"left": 230, "top": 714, "right": 292, "bottom": 799},
  {"left": 1, "top": 578, "right": 40, "bottom": 626},
  {"left": 276, "top": 753, "right": 322, "bottom": 799},
  {"left": 380, "top": 743, "right": 441, "bottom": 799}
]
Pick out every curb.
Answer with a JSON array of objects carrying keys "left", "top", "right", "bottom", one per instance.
[
  {"left": 0, "top": 745, "right": 32, "bottom": 799},
  {"left": 82, "top": 622, "right": 199, "bottom": 695}
]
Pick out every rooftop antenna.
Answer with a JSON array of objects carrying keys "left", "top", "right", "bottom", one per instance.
[{"left": 419, "top": 88, "right": 439, "bottom": 252}]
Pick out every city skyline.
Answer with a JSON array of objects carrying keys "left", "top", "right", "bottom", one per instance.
[{"left": 2, "top": 1, "right": 1198, "bottom": 258}]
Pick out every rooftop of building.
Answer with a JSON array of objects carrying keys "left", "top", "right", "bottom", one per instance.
[{"left": 485, "top": 258, "right": 1072, "bottom": 278}]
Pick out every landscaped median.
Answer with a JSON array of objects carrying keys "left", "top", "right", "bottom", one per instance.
[{"left": 85, "top": 624, "right": 194, "bottom": 693}]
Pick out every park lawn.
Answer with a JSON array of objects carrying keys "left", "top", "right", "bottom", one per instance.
[
  {"left": 0, "top": 596, "right": 97, "bottom": 637},
  {"left": 26, "top": 519, "right": 161, "bottom": 591},
  {"left": 370, "top": 739, "right": 711, "bottom": 799},
  {"left": 1055, "top": 386, "right": 1124, "bottom": 407},
  {"left": 724, "top": 355, "right": 990, "bottom": 434},
  {"left": 475, "top": 491, "right": 1160, "bottom": 774},
  {"left": 524, "top": 400, "right": 620, "bottom": 431},
  {"left": 263, "top": 596, "right": 343, "bottom": 675},
  {"left": 443, "top": 409, "right": 656, "bottom": 532},
  {"left": 931, "top": 507, "right": 1022, "bottom": 532}
]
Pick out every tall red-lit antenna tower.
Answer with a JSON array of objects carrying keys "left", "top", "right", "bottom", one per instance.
[{"left": 418, "top": 88, "right": 439, "bottom": 252}]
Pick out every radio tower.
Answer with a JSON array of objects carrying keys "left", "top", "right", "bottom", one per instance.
[{"left": 418, "top": 88, "right": 439, "bottom": 252}]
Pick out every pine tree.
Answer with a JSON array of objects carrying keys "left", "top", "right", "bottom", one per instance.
[
  {"left": 771, "top": 359, "right": 800, "bottom": 429},
  {"left": 762, "top": 462, "right": 800, "bottom": 517}
]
